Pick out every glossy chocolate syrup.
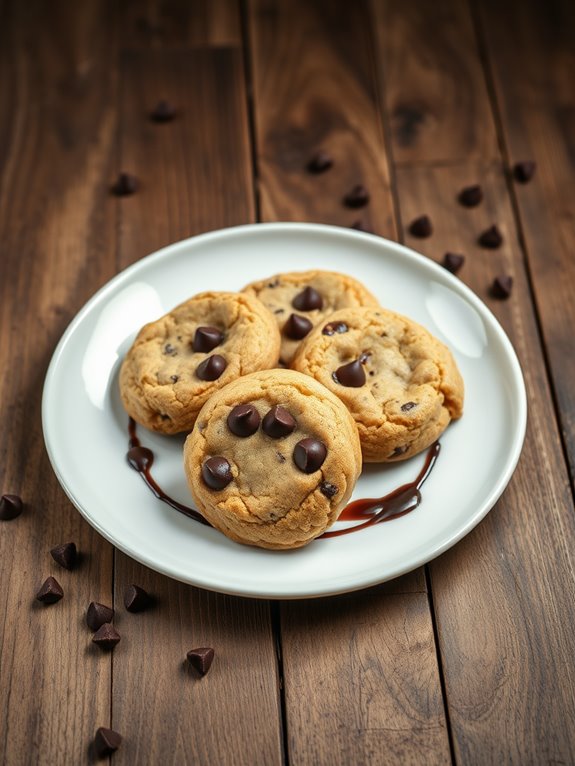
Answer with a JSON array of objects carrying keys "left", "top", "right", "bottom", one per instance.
[
  {"left": 127, "top": 419, "right": 210, "bottom": 526},
  {"left": 126, "top": 419, "right": 439, "bottom": 537}
]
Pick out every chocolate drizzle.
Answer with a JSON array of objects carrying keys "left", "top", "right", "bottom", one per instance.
[
  {"left": 127, "top": 419, "right": 209, "bottom": 526},
  {"left": 126, "top": 420, "right": 440, "bottom": 538},
  {"left": 321, "top": 441, "right": 440, "bottom": 538}
]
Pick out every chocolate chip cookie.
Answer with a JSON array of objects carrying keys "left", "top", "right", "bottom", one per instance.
[
  {"left": 292, "top": 307, "right": 464, "bottom": 462},
  {"left": 242, "top": 270, "right": 379, "bottom": 365},
  {"left": 120, "top": 292, "right": 281, "bottom": 434},
  {"left": 183, "top": 369, "right": 362, "bottom": 549}
]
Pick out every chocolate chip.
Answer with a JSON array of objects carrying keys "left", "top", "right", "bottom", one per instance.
[
  {"left": 401, "top": 401, "right": 417, "bottom": 411},
  {"left": 111, "top": 172, "right": 138, "bottom": 196},
  {"left": 273, "top": 308, "right": 284, "bottom": 314},
  {"left": 322, "top": 321, "right": 348, "bottom": 336},
  {"left": 262, "top": 406, "right": 296, "bottom": 438},
  {"left": 150, "top": 99, "right": 176, "bottom": 122},
  {"left": 284, "top": 313, "right": 313, "bottom": 340},
  {"left": 319, "top": 481, "right": 339, "bottom": 498},
  {"left": 390, "top": 446, "right": 408, "bottom": 458},
  {"left": 292, "top": 286, "right": 323, "bottom": 311},
  {"left": 170, "top": 374, "right": 179, "bottom": 383},
  {"left": 267, "top": 279, "right": 280, "bottom": 288},
  {"left": 293, "top": 438, "right": 327, "bottom": 473},
  {"left": 87, "top": 602, "right": 114, "bottom": 631},
  {"left": 307, "top": 150, "right": 333, "bottom": 173},
  {"left": 186, "top": 647, "right": 215, "bottom": 676},
  {"left": 442, "top": 252, "right": 465, "bottom": 274},
  {"left": 163, "top": 343, "right": 177, "bottom": 356},
  {"left": 344, "top": 185, "right": 369, "bottom": 208},
  {"left": 196, "top": 354, "right": 227, "bottom": 381},
  {"left": 333, "top": 358, "right": 366, "bottom": 387},
  {"left": 478, "top": 224, "right": 503, "bottom": 248},
  {"left": 94, "top": 727, "right": 122, "bottom": 758},
  {"left": 36, "top": 576, "right": 63, "bottom": 604},
  {"left": 227, "top": 404, "right": 260, "bottom": 437},
  {"left": 458, "top": 185, "right": 483, "bottom": 207},
  {"left": 276, "top": 452, "right": 286, "bottom": 463},
  {"left": 513, "top": 161, "right": 536, "bottom": 183},
  {"left": 124, "top": 584, "right": 153, "bottom": 613},
  {"left": 50, "top": 542, "right": 77, "bottom": 570},
  {"left": 92, "top": 623, "right": 121, "bottom": 651},
  {"left": 408, "top": 215, "right": 432, "bottom": 237},
  {"left": 491, "top": 274, "right": 513, "bottom": 299},
  {"left": 202, "top": 457, "right": 233, "bottom": 490},
  {"left": 0, "top": 494, "right": 23, "bottom": 520},
  {"left": 192, "top": 326, "right": 223, "bottom": 352}
]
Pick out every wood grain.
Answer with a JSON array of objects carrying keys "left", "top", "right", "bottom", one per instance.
[
  {"left": 371, "top": 0, "right": 498, "bottom": 164},
  {"left": 120, "top": 0, "right": 241, "bottom": 47},
  {"left": 476, "top": 0, "right": 575, "bottom": 483},
  {"left": 0, "top": 1, "right": 118, "bottom": 763},
  {"left": 111, "top": 47, "right": 282, "bottom": 764},
  {"left": 395, "top": 161, "right": 575, "bottom": 763},
  {"left": 248, "top": 0, "right": 396, "bottom": 236}
]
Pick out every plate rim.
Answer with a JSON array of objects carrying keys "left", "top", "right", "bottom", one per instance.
[{"left": 42, "top": 222, "right": 528, "bottom": 599}]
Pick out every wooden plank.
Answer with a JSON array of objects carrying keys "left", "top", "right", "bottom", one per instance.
[
  {"left": 476, "top": 0, "right": 575, "bottom": 481},
  {"left": 0, "top": 1, "right": 118, "bottom": 763},
  {"left": 395, "top": 161, "right": 575, "bottom": 763},
  {"left": 120, "top": 0, "right": 241, "bottom": 47},
  {"left": 282, "top": 591, "right": 450, "bottom": 765},
  {"left": 248, "top": 0, "right": 397, "bottom": 237},
  {"left": 371, "top": 0, "right": 498, "bottom": 164},
  {"left": 249, "top": 1, "right": 450, "bottom": 762},
  {"left": 112, "top": 48, "right": 282, "bottom": 765}
]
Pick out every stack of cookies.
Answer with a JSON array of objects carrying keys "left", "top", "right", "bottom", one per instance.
[{"left": 120, "top": 270, "right": 464, "bottom": 549}]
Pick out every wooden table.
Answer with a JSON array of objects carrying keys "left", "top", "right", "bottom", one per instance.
[{"left": 1, "top": 1, "right": 574, "bottom": 763}]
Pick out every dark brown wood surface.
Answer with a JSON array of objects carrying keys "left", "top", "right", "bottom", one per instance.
[{"left": 1, "top": 1, "right": 574, "bottom": 763}]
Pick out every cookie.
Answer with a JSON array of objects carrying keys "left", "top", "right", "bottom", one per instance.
[
  {"left": 292, "top": 307, "right": 464, "bottom": 462},
  {"left": 120, "top": 292, "right": 280, "bottom": 434},
  {"left": 183, "top": 369, "right": 362, "bottom": 549},
  {"left": 242, "top": 270, "right": 379, "bottom": 365}
]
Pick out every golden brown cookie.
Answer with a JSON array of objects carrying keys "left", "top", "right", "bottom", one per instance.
[
  {"left": 242, "top": 270, "right": 379, "bottom": 365},
  {"left": 292, "top": 307, "right": 464, "bottom": 462},
  {"left": 119, "top": 292, "right": 280, "bottom": 434},
  {"left": 183, "top": 369, "right": 362, "bottom": 550}
]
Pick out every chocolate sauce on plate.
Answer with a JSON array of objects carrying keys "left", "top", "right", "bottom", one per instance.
[{"left": 126, "top": 419, "right": 440, "bottom": 537}]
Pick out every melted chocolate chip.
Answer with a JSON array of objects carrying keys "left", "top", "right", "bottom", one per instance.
[
  {"left": 227, "top": 404, "right": 261, "bottom": 437},
  {"left": 409, "top": 215, "right": 433, "bottom": 237},
  {"left": 87, "top": 602, "right": 114, "bottom": 631},
  {"left": 292, "top": 286, "right": 323, "bottom": 311},
  {"left": 202, "top": 457, "right": 233, "bottom": 490},
  {"left": 50, "top": 542, "right": 77, "bottom": 570},
  {"left": 491, "top": 275, "right": 513, "bottom": 299},
  {"left": 344, "top": 185, "right": 369, "bottom": 208},
  {"left": 458, "top": 185, "right": 483, "bottom": 207},
  {"left": 92, "top": 623, "right": 121, "bottom": 650},
  {"left": 333, "top": 358, "right": 366, "bottom": 387},
  {"left": 170, "top": 374, "right": 179, "bottom": 383},
  {"left": 389, "top": 446, "right": 408, "bottom": 458},
  {"left": 94, "top": 727, "right": 122, "bottom": 758},
  {"left": 187, "top": 647, "right": 215, "bottom": 676},
  {"left": 192, "top": 326, "right": 223, "bottom": 352},
  {"left": 124, "top": 584, "right": 153, "bottom": 612},
  {"left": 307, "top": 150, "right": 333, "bottom": 173},
  {"left": 513, "top": 161, "right": 536, "bottom": 183},
  {"left": 36, "top": 576, "right": 63, "bottom": 604},
  {"left": 442, "top": 252, "right": 465, "bottom": 274},
  {"left": 262, "top": 406, "right": 296, "bottom": 438},
  {"left": 196, "top": 354, "right": 226, "bottom": 381},
  {"left": 478, "top": 224, "right": 503, "bottom": 248},
  {"left": 284, "top": 313, "right": 313, "bottom": 340},
  {"left": 293, "top": 438, "right": 327, "bottom": 473},
  {"left": 401, "top": 401, "right": 417, "bottom": 411},
  {"left": 322, "top": 321, "right": 348, "bottom": 336},
  {"left": 163, "top": 343, "right": 177, "bottom": 356},
  {"left": 150, "top": 99, "right": 176, "bottom": 122},
  {"left": 111, "top": 172, "right": 138, "bottom": 196},
  {"left": 320, "top": 481, "right": 339, "bottom": 498},
  {"left": 0, "top": 494, "right": 23, "bottom": 520}
]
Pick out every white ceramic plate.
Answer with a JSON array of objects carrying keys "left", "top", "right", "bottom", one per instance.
[{"left": 42, "top": 223, "right": 526, "bottom": 599}]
